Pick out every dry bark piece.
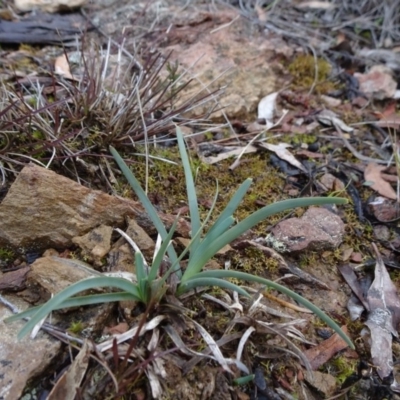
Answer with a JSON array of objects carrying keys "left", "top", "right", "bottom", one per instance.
[
  {"left": 0, "top": 11, "right": 89, "bottom": 44},
  {"left": 0, "top": 164, "right": 139, "bottom": 250},
  {"left": 258, "top": 142, "right": 307, "bottom": 173},
  {"left": 14, "top": 0, "right": 86, "bottom": 13},
  {"left": 47, "top": 340, "right": 90, "bottom": 400}
]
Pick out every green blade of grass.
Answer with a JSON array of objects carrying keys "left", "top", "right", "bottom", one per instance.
[
  {"left": 205, "top": 179, "right": 252, "bottom": 238},
  {"left": 110, "top": 146, "right": 179, "bottom": 267},
  {"left": 13, "top": 277, "right": 141, "bottom": 339},
  {"left": 193, "top": 216, "right": 234, "bottom": 257},
  {"left": 5, "top": 292, "right": 135, "bottom": 322},
  {"left": 176, "top": 127, "right": 202, "bottom": 257},
  {"left": 183, "top": 197, "right": 348, "bottom": 280},
  {"left": 149, "top": 217, "right": 179, "bottom": 282},
  {"left": 135, "top": 252, "right": 148, "bottom": 302},
  {"left": 233, "top": 375, "right": 255, "bottom": 386},
  {"left": 182, "top": 216, "right": 235, "bottom": 280},
  {"left": 179, "top": 277, "right": 250, "bottom": 298},
  {"left": 180, "top": 269, "right": 354, "bottom": 349}
]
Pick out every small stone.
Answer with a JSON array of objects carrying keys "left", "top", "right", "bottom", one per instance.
[
  {"left": 373, "top": 225, "right": 391, "bottom": 241},
  {"left": 350, "top": 252, "right": 363, "bottom": 263},
  {"left": 354, "top": 65, "right": 397, "bottom": 100},
  {"left": 72, "top": 225, "right": 113, "bottom": 266},
  {"left": 271, "top": 207, "right": 345, "bottom": 253},
  {"left": 305, "top": 371, "right": 337, "bottom": 397},
  {"left": 319, "top": 173, "right": 345, "bottom": 192},
  {"left": 367, "top": 196, "right": 399, "bottom": 222}
]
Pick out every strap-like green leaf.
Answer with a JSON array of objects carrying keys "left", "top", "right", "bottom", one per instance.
[
  {"left": 5, "top": 292, "right": 135, "bottom": 322},
  {"left": 135, "top": 252, "right": 148, "bottom": 302},
  {"left": 179, "top": 276, "right": 250, "bottom": 298},
  {"left": 176, "top": 128, "right": 202, "bottom": 257},
  {"left": 182, "top": 216, "right": 234, "bottom": 281},
  {"left": 206, "top": 179, "right": 252, "bottom": 238},
  {"left": 149, "top": 217, "right": 179, "bottom": 282},
  {"left": 15, "top": 277, "right": 141, "bottom": 339},
  {"left": 110, "top": 146, "right": 179, "bottom": 267}
]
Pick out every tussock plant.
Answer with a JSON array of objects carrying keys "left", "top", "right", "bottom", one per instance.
[
  {"left": 0, "top": 44, "right": 218, "bottom": 182},
  {"left": 6, "top": 127, "right": 354, "bottom": 350}
]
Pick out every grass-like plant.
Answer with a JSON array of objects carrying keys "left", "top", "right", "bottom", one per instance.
[
  {"left": 6, "top": 127, "right": 354, "bottom": 349},
  {"left": 0, "top": 44, "right": 217, "bottom": 182}
]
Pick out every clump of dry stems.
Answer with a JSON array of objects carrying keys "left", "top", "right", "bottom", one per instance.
[{"left": 0, "top": 42, "right": 219, "bottom": 184}]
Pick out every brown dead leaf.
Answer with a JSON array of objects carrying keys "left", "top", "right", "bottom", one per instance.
[
  {"left": 337, "top": 264, "right": 369, "bottom": 310},
  {"left": 377, "top": 101, "right": 397, "bottom": 119},
  {"left": 365, "top": 243, "right": 400, "bottom": 379},
  {"left": 375, "top": 113, "right": 400, "bottom": 130},
  {"left": 303, "top": 326, "right": 350, "bottom": 369},
  {"left": 54, "top": 54, "right": 77, "bottom": 81},
  {"left": 48, "top": 340, "right": 91, "bottom": 400},
  {"left": 296, "top": 149, "right": 324, "bottom": 159},
  {"left": 364, "top": 162, "right": 397, "bottom": 200},
  {"left": 258, "top": 142, "right": 307, "bottom": 172},
  {"left": 105, "top": 322, "right": 129, "bottom": 335}
]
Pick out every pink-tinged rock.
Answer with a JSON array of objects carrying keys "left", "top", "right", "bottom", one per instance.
[
  {"left": 0, "top": 164, "right": 138, "bottom": 250},
  {"left": 354, "top": 65, "right": 397, "bottom": 100},
  {"left": 367, "top": 196, "right": 399, "bottom": 222},
  {"left": 271, "top": 207, "right": 345, "bottom": 252}
]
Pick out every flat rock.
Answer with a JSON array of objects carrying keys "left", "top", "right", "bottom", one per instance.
[
  {"left": 27, "top": 256, "right": 99, "bottom": 300},
  {"left": 156, "top": 9, "right": 287, "bottom": 121},
  {"left": 271, "top": 207, "right": 345, "bottom": 253},
  {"left": 0, "top": 164, "right": 137, "bottom": 251},
  {"left": 0, "top": 294, "right": 61, "bottom": 400}
]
